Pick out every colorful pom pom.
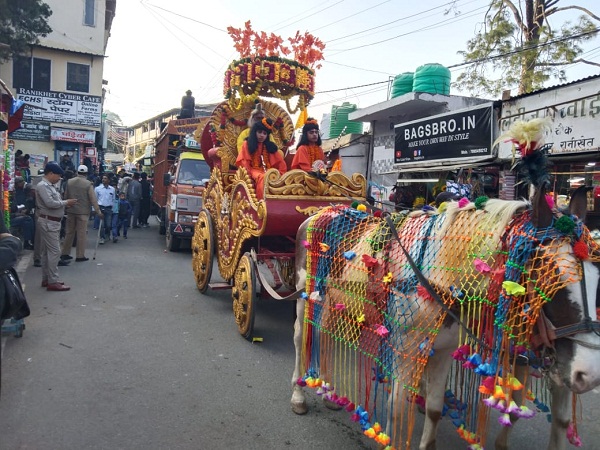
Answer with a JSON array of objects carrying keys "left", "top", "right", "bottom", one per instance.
[
  {"left": 474, "top": 196, "right": 488, "bottom": 210},
  {"left": 373, "top": 210, "right": 382, "bottom": 218},
  {"left": 458, "top": 197, "right": 469, "bottom": 208},
  {"left": 351, "top": 201, "right": 359, "bottom": 209},
  {"left": 573, "top": 240, "right": 589, "bottom": 260},
  {"left": 555, "top": 215, "right": 575, "bottom": 235},
  {"left": 319, "top": 242, "right": 330, "bottom": 252},
  {"left": 357, "top": 204, "right": 367, "bottom": 212},
  {"left": 375, "top": 324, "right": 389, "bottom": 337},
  {"left": 302, "top": 240, "right": 310, "bottom": 248}
]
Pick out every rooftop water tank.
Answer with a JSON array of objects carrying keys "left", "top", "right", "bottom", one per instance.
[
  {"left": 329, "top": 102, "right": 363, "bottom": 139},
  {"left": 412, "top": 63, "right": 451, "bottom": 95},
  {"left": 390, "top": 72, "right": 414, "bottom": 98}
]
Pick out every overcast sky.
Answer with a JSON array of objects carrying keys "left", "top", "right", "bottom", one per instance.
[{"left": 103, "top": 0, "right": 600, "bottom": 126}]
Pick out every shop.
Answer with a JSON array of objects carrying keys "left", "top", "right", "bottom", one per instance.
[{"left": 498, "top": 75, "right": 600, "bottom": 231}]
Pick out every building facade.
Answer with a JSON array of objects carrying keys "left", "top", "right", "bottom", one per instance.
[{"left": 0, "top": 0, "right": 116, "bottom": 175}]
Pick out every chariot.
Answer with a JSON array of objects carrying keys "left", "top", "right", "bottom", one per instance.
[{"left": 191, "top": 97, "right": 366, "bottom": 339}]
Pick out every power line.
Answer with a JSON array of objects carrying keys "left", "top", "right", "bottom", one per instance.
[{"left": 447, "top": 27, "right": 600, "bottom": 69}]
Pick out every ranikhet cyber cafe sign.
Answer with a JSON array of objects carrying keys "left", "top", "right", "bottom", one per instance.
[{"left": 394, "top": 105, "right": 493, "bottom": 166}]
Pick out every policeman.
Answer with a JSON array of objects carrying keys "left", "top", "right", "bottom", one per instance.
[{"left": 36, "top": 162, "right": 77, "bottom": 291}]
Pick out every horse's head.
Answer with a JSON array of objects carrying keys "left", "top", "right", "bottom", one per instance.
[{"left": 528, "top": 186, "right": 600, "bottom": 393}]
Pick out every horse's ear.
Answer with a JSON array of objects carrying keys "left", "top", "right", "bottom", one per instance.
[
  {"left": 569, "top": 186, "right": 591, "bottom": 222},
  {"left": 531, "top": 186, "right": 553, "bottom": 229}
]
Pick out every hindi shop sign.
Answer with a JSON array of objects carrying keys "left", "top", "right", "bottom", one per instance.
[
  {"left": 8, "top": 120, "right": 51, "bottom": 142},
  {"left": 394, "top": 105, "right": 493, "bottom": 166},
  {"left": 17, "top": 88, "right": 102, "bottom": 128},
  {"left": 51, "top": 127, "right": 96, "bottom": 144}
]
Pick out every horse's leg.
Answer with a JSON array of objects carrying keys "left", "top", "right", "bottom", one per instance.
[
  {"left": 291, "top": 297, "right": 308, "bottom": 414},
  {"left": 547, "top": 381, "right": 570, "bottom": 450},
  {"left": 418, "top": 345, "right": 455, "bottom": 450}
]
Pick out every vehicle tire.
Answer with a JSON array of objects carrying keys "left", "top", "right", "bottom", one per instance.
[
  {"left": 232, "top": 253, "right": 256, "bottom": 340},
  {"left": 191, "top": 209, "right": 214, "bottom": 293},
  {"left": 166, "top": 220, "right": 181, "bottom": 252},
  {"left": 158, "top": 208, "right": 166, "bottom": 235}
]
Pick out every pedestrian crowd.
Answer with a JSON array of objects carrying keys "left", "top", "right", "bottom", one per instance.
[{"left": 8, "top": 160, "right": 153, "bottom": 293}]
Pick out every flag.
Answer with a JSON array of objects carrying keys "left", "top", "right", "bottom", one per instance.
[
  {"left": 295, "top": 108, "right": 308, "bottom": 129},
  {"left": 8, "top": 99, "right": 25, "bottom": 133}
]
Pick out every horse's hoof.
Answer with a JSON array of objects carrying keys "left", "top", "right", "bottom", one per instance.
[
  {"left": 292, "top": 401, "right": 308, "bottom": 415},
  {"left": 323, "top": 398, "right": 343, "bottom": 411}
]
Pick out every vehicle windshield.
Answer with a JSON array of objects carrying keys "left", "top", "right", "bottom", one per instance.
[{"left": 177, "top": 159, "right": 211, "bottom": 186}]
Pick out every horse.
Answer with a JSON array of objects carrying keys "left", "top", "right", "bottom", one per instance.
[{"left": 290, "top": 186, "right": 600, "bottom": 450}]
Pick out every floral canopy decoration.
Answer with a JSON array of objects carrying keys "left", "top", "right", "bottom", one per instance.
[{"left": 224, "top": 21, "right": 325, "bottom": 113}]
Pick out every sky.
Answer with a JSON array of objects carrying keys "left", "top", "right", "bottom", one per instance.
[{"left": 103, "top": 0, "right": 600, "bottom": 127}]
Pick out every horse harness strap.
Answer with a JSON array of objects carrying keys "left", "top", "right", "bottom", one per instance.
[{"left": 250, "top": 249, "right": 304, "bottom": 301}]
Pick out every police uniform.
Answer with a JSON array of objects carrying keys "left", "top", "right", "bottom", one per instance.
[{"left": 36, "top": 162, "right": 71, "bottom": 289}]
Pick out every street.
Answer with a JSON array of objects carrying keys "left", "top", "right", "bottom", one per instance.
[{"left": 1, "top": 218, "right": 599, "bottom": 450}]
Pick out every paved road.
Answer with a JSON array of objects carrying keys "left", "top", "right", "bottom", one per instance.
[{"left": 1, "top": 218, "right": 599, "bottom": 450}]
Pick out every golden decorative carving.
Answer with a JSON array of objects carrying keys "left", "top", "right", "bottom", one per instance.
[
  {"left": 264, "top": 169, "right": 367, "bottom": 198},
  {"left": 295, "top": 205, "right": 322, "bottom": 216}
]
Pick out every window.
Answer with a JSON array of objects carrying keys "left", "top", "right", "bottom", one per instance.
[
  {"left": 67, "top": 63, "right": 90, "bottom": 92},
  {"left": 13, "top": 56, "right": 51, "bottom": 90},
  {"left": 84, "top": 0, "right": 95, "bottom": 26}
]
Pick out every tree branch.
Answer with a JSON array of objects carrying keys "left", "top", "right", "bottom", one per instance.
[
  {"left": 547, "top": 5, "right": 600, "bottom": 21},
  {"left": 538, "top": 58, "right": 600, "bottom": 67},
  {"left": 503, "top": 0, "right": 526, "bottom": 32}
]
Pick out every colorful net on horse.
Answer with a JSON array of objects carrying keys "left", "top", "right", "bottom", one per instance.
[{"left": 299, "top": 200, "right": 599, "bottom": 449}]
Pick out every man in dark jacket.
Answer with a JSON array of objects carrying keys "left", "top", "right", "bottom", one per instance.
[{"left": 139, "top": 172, "right": 152, "bottom": 227}]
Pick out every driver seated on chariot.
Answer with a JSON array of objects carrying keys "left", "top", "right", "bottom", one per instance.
[{"left": 235, "top": 117, "right": 287, "bottom": 199}]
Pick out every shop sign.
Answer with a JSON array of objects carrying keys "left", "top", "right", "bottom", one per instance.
[
  {"left": 8, "top": 120, "right": 51, "bottom": 141},
  {"left": 17, "top": 88, "right": 101, "bottom": 127},
  {"left": 394, "top": 104, "right": 493, "bottom": 165},
  {"left": 498, "top": 80, "right": 600, "bottom": 158},
  {"left": 51, "top": 127, "right": 96, "bottom": 144}
]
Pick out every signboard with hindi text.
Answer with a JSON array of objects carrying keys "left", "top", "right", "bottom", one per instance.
[
  {"left": 8, "top": 120, "right": 51, "bottom": 142},
  {"left": 17, "top": 88, "right": 102, "bottom": 128},
  {"left": 394, "top": 104, "right": 494, "bottom": 166},
  {"left": 498, "top": 78, "right": 600, "bottom": 159}
]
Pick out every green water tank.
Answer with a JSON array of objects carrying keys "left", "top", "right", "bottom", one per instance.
[
  {"left": 391, "top": 72, "right": 414, "bottom": 98},
  {"left": 329, "top": 102, "right": 363, "bottom": 139},
  {"left": 412, "top": 63, "right": 451, "bottom": 95}
]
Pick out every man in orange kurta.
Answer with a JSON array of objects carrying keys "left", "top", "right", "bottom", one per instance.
[{"left": 236, "top": 117, "right": 287, "bottom": 199}]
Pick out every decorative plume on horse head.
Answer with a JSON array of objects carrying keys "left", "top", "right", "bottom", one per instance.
[{"left": 291, "top": 118, "right": 600, "bottom": 450}]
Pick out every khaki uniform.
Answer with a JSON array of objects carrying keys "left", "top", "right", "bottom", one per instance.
[
  {"left": 35, "top": 177, "right": 69, "bottom": 284},
  {"left": 61, "top": 175, "right": 101, "bottom": 259}
]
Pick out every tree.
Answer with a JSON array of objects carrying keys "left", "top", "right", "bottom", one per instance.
[
  {"left": 454, "top": 0, "right": 600, "bottom": 97},
  {"left": 0, "top": 0, "right": 53, "bottom": 62}
]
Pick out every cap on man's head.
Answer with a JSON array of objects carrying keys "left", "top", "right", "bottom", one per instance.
[
  {"left": 44, "top": 161, "right": 65, "bottom": 176},
  {"left": 78, "top": 164, "right": 88, "bottom": 173},
  {"left": 14, "top": 176, "right": 25, "bottom": 184},
  {"left": 140, "top": 172, "right": 147, "bottom": 179}
]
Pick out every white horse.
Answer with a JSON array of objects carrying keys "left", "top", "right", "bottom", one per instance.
[{"left": 291, "top": 187, "right": 600, "bottom": 450}]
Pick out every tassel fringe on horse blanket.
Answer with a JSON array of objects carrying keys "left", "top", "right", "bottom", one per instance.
[{"left": 298, "top": 201, "right": 599, "bottom": 449}]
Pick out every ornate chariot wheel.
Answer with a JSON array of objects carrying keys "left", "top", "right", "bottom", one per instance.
[
  {"left": 232, "top": 252, "right": 256, "bottom": 339},
  {"left": 191, "top": 209, "right": 214, "bottom": 293}
]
